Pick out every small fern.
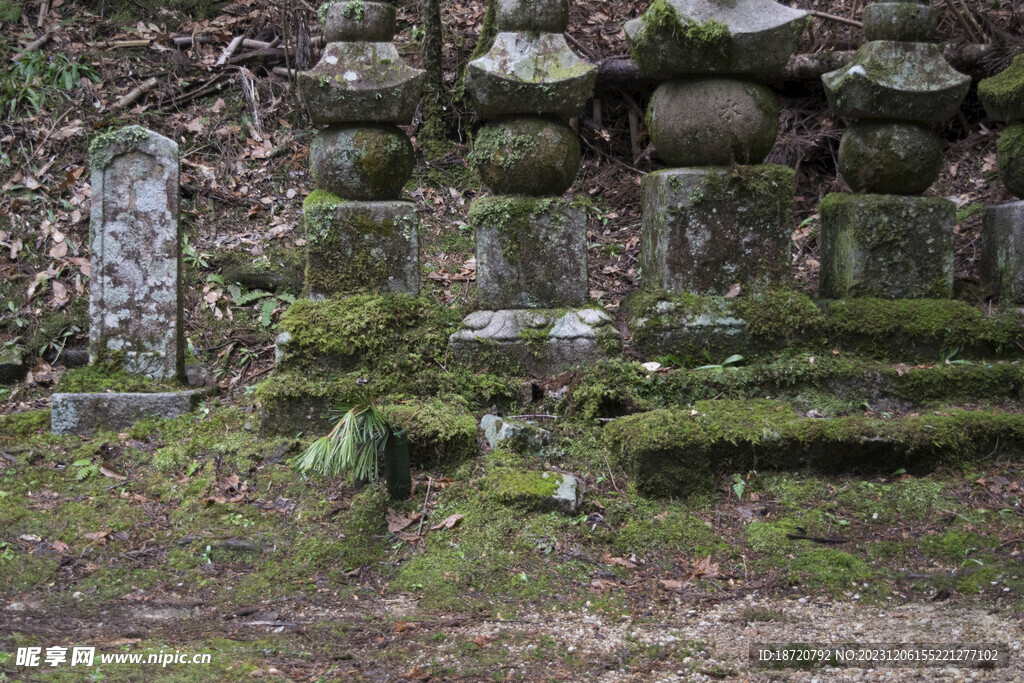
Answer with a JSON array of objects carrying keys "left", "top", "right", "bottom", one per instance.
[{"left": 72, "top": 459, "right": 99, "bottom": 481}]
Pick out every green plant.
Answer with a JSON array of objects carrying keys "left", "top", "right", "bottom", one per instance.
[
  {"left": 293, "top": 400, "right": 396, "bottom": 481},
  {"left": 1, "top": 51, "right": 100, "bottom": 118},
  {"left": 72, "top": 458, "right": 100, "bottom": 481},
  {"left": 732, "top": 473, "right": 746, "bottom": 500},
  {"left": 696, "top": 353, "right": 744, "bottom": 373}
]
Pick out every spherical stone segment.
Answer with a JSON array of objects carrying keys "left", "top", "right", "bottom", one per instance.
[
  {"left": 837, "top": 122, "right": 943, "bottom": 194},
  {"left": 310, "top": 125, "right": 414, "bottom": 200}
]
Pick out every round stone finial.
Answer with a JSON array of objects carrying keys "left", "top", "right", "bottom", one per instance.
[
  {"left": 862, "top": 3, "right": 938, "bottom": 42},
  {"left": 470, "top": 118, "right": 582, "bottom": 196},
  {"left": 310, "top": 125, "right": 414, "bottom": 200},
  {"left": 837, "top": 122, "right": 943, "bottom": 194},
  {"left": 496, "top": 0, "right": 569, "bottom": 33},
  {"left": 646, "top": 79, "right": 779, "bottom": 166},
  {"left": 321, "top": 1, "right": 396, "bottom": 42}
]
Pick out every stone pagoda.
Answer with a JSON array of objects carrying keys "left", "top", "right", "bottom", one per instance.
[
  {"left": 819, "top": 0, "right": 970, "bottom": 299},
  {"left": 448, "top": 0, "right": 620, "bottom": 374},
  {"left": 624, "top": 0, "right": 807, "bottom": 296},
  {"left": 296, "top": 1, "right": 424, "bottom": 298},
  {"left": 978, "top": 56, "right": 1024, "bottom": 302}
]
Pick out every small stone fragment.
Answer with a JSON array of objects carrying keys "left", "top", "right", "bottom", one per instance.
[{"left": 480, "top": 414, "right": 551, "bottom": 452}]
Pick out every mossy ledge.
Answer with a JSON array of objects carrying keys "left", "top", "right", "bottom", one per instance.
[{"left": 607, "top": 400, "right": 1024, "bottom": 499}]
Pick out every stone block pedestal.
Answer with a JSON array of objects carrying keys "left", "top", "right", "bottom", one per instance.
[
  {"left": 819, "top": 193, "right": 954, "bottom": 299},
  {"left": 449, "top": 308, "right": 621, "bottom": 375},
  {"left": 472, "top": 197, "right": 587, "bottom": 309},
  {"left": 304, "top": 192, "right": 419, "bottom": 298},
  {"left": 51, "top": 389, "right": 210, "bottom": 436},
  {"left": 639, "top": 166, "right": 795, "bottom": 295},
  {"left": 980, "top": 200, "right": 1024, "bottom": 303}
]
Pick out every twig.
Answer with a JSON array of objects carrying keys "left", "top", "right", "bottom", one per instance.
[
  {"left": 37, "top": 0, "right": 49, "bottom": 27},
  {"left": 87, "top": 39, "right": 152, "bottom": 48},
  {"left": 506, "top": 414, "right": 559, "bottom": 420},
  {"left": 807, "top": 9, "right": 863, "bottom": 28},
  {"left": 108, "top": 77, "right": 159, "bottom": 113},
  {"left": 12, "top": 32, "right": 52, "bottom": 61},
  {"left": 171, "top": 35, "right": 218, "bottom": 47},
  {"left": 272, "top": 66, "right": 296, "bottom": 79},
  {"left": 416, "top": 476, "right": 434, "bottom": 536},
  {"left": 601, "top": 450, "right": 620, "bottom": 493},
  {"left": 942, "top": 0, "right": 983, "bottom": 43},
  {"left": 216, "top": 35, "right": 245, "bottom": 66},
  {"left": 785, "top": 533, "right": 850, "bottom": 544},
  {"left": 564, "top": 31, "right": 594, "bottom": 61}
]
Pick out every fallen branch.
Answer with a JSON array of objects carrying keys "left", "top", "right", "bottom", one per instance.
[
  {"left": 216, "top": 35, "right": 245, "bottom": 66},
  {"left": 807, "top": 10, "right": 862, "bottom": 28},
  {"left": 87, "top": 39, "right": 152, "bottom": 48},
  {"left": 12, "top": 32, "right": 52, "bottom": 61},
  {"left": 107, "top": 77, "right": 160, "bottom": 113}
]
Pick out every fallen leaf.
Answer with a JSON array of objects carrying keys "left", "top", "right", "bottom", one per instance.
[
  {"left": 51, "top": 281, "right": 69, "bottom": 306},
  {"left": 51, "top": 540, "right": 69, "bottom": 553},
  {"left": 469, "top": 635, "right": 494, "bottom": 647},
  {"left": 386, "top": 508, "right": 421, "bottom": 533},
  {"left": 659, "top": 578, "right": 687, "bottom": 591},
  {"left": 590, "top": 578, "right": 617, "bottom": 591},
  {"left": 394, "top": 621, "right": 417, "bottom": 633},
  {"left": 99, "top": 463, "right": 127, "bottom": 481},
  {"left": 430, "top": 513, "right": 463, "bottom": 531},
  {"left": 686, "top": 555, "right": 720, "bottom": 579},
  {"left": 725, "top": 283, "right": 742, "bottom": 298},
  {"left": 19, "top": 534, "right": 41, "bottom": 542},
  {"left": 83, "top": 530, "right": 110, "bottom": 544},
  {"left": 602, "top": 553, "right": 637, "bottom": 569}
]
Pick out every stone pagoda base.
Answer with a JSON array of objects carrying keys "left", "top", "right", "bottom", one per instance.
[
  {"left": 51, "top": 389, "right": 210, "bottom": 436},
  {"left": 819, "top": 193, "right": 954, "bottom": 299},
  {"left": 639, "top": 166, "right": 795, "bottom": 295},
  {"left": 303, "top": 193, "right": 419, "bottom": 298},
  {"left": 980, "top": 200, "right": 1024, "bottom": 303},
  {"left": 471, "top": 197, "right": 588, "bottom": 309},
  {"left": 448, "top": 308, "right": 621, "bottom": 375}
]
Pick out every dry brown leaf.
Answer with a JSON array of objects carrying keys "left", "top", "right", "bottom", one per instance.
[
  {"left": 430, "top": 513, "right": 463, "bottom": 531},
  {"left": 590, "top": 578, "right": 617, "bottom": 591},
  {"left": 51, "top": 540, "right": 69, "bottom": 553},
  {"left": 394, "top": 621, "right": 417, "bottom": 632},
  {"left": 469, "top": 635, "right": 494, "bottom": 647},
  {"left": 386, "top": 508, "right": 421, "bottom": 533},
  {"left": 687, "top": 555, "right": 720, "bottom": 579},
  {"left": 602, "top": 553, "right": 637, "bottom": 569},
  {"left": 724, "top": 283, "right": 742, "bottom": 298},
  {"left": 659, "top": 578, "right": 687, "bottom": 591},
  {"left": 99, "top": 463, "right": 127, "bottom": 481},
  {"left": 83, "top": 530, "right": 110, "bottom": 544}
]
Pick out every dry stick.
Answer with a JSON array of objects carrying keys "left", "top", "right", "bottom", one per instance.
[
  {"left": 601, "top": 450, "right": 620, "bottom": 493},
  {"left": 592, "top": 99, "right": 602, "bottom": 129},
  {"left": 807, "top": 9, "right": 862, "bottom": 28},
  {"left": 87, "top": 39, "right": 153, "bottom": 48},
  {"left": 942, "top": 0, "right": 983, "bottom": 43},
  {"left": 628, "top": 109, "right": 642, "bottom": 161},
  {"left": 272, "top": 66, "right": 295, "bottom": 78},
  {"left": 108, "top": 77, "right": 159, "bottom": 113},
  {"left": 957, "top": 0, "right": 986, "bottom": 43},
  {"left": 216, "top": 35, "right": 245, "bottom": 66},
  {"left": 171, "top": 35, "right": 218, "bottom": 48},
  {"left": 239, "top": 67, "right": 264, "bottom": 140},
  {"left": 12, "top": 32, "right": 52, "bottom": 61},
  {"left": 37, "top": 0, "right": 49, "bottom": 28},
  {"left": 416, "top": 477, "right": 434, "bottom": 536}
]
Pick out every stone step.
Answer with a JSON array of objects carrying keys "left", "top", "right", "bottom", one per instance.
[
  {"left": 605, "top": 400, "right": 1024, "bottom": 499},
  {"left": 627, "top": 292, "right": 1024, "bottom": 363}
]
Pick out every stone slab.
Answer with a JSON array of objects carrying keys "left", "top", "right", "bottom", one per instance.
[
  {"left": 472, "top": 197, "right": 587, "bottom": 309},
  {"left": 449, "top": 308, "right": 621, "bottom": 375},
  {"left": 638, "top": 166, "right": 795, "bottom": 295},
  {"left": 304, "top": 194, "right": 419, "bottom": 298},
  {"left": 822, "top": 42, "right": 970, "bottom": 123},
  {"left": 51, "top": 389, "right": 208, "bottom": 436},
  {"left": 467, "top": 32, "right": 597, "bottom": 119},
  {"left": 480, "top": 414, "right": 551, "bottom": 453},
  {"left": 980, "top": 200, "right": 1024, "bottom": 303},
  {"left": 819, "top": 193, "right": 954, "bottom": 299},
  {"left": 88, "top": 126, "right": 182, "bottom": 381},
  {"left": 624, "top": 0, "right": 807, "bottom": 78},
  {"left": 485, "top": 468, "right": 580, "bottom": 514},
  {"left": 297, "top": 42, "right": 425, "bottom": 126}
]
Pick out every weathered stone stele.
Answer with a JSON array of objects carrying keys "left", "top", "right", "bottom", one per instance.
[
  {"left": 88, "top": 126, "right": 183, "bottom": 381},
  {"left": 639, "top": 167, "right": 795, "bottom": 294},
  {"left": 819, "top": 193, "right": 955, "bottom": 299},
  {"left": 304, "top": 192, "right": 419, "bottom": 298},
  {"left": 624, "top": 0, "right": 807, "bottom": 78},
  {"left": 980, "top": 200, "right": 1024, "bottom": 303}
]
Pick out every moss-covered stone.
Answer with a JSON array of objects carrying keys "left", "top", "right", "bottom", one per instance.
[
  {"left": 980, "top": 200, "right": 1024, "bottom": 302},
  {"left": 837, "top": 122, "right": 943, "bottom": 194},
  {"left": 309, "top": 126, "right": 414, "bottom": 200},
  {"left": 0, "top": 409, "right": 50, "bottom": 437},
  {"left": 469, "top": 117, "right": 581, "bottom": 196},
  {"left": 624, "top": 0, "right": 806, "bottom": 78},
  {"left": 997, "top": 123, "right": 1024, "bottom": 198},
  {"left": 646, "top": 79, "right": 778, "bottom": 166},
  {"left": 978, "top": 53, "right": 1024, "bottom": 123},
  {"left": 56, "top": 362, "right": 183, "bottom": 393},
  {"left": 213, "top": 243, "right": 305, "bottom": 294},
  {"left": 861, "top": 2, "right": 938, "bottom": 42},
  {"left": 303, "top": 191, "right": 419, "bottom": 297},
  {"left": 639, "top": 166, "right": 795, "bottom": 295},
  {"left": 383, "top": 398, "right": 478, "bottom": 470},
  {"left": 471, "top": 196, "right": 587, "bottom": 309},
  {"left": 607, "top": 400, "right": 1024, "bottom": 498},
  {"left": 482, "top": 467, "right": 578, "bottom": 514},
  {"left": 819, "top": 193, "right": 954, "bottom": 299}
]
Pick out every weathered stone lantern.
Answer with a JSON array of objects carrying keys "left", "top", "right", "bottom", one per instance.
[
  {"left": 624, "top": 0, "right": 807, "bottom": 295},
  {"left": 978, "top": 56, "right": 1024, "bottom": 302},
  {"left": 448, "top": 0, "right": 621, "bottom": 374},
  {"left": 819, "top": 0, "right": 970, "bottom": 299},
  {"left": 296, "top": 1, "right": 424, "bottom": 298}
]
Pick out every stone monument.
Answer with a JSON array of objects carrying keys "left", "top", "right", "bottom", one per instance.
[
  {"left": 52, "top": 126, "right": 206, "bottom": 435},
  {"left": 978, "top": 56, "right": 1024, "bottom": 303},
  {"left": 448, "top": 0, "right": 621, "bottom": 374},
  {"left": 296, "top": 1, "right": 424, "bottom": 298},
  {"left": 624, "top": 0, "right": 806, "bottom": 295},
  {"left": 818, "top": 1, "right": 970, "bottom": 298}
]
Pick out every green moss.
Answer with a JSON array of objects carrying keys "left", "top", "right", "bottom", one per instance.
[
  {"left": 734, "top": 291, "right": 825, "bottom": 345},
  {"left": 607, "top": 400, "right": 1024, "bottom": 498},
  {"left": 0, "top": 409, "right": 50, "bottom": 437},
  {"left": 612, "top": 506, "right": 724, "bottom": 557},
  {"left": 88, "top": 125, "right": 151, "bottom": 168},
  {"left": 920, "top": 530, "right": 994, "bottom": 562},
  {"left": 56, "top": 363, "right": 183, "bottom": 393},
  {"left": 335, "top": 485, "right": 389, "bottom": 569},
  {"left": 978, "top": 53, "right": 1024, "bottom": 119},
  {"left": 468, "top": 196, "right": 563, "bottom": 263},
  {"left": 384, "top": 397, "right": 478, "bottom": 470},
  {"left": 340, "top": 0, "right": 364, "bottom": 19},
  {"left": 790, "top": 548, "right": 875, "bottom": 588},
  {"left": 484, "top": 468, "right": 559, "bottom": 505}
]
